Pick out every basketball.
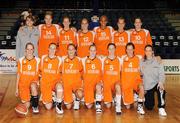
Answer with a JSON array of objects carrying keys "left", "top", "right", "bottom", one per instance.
[{"left": 14, "top": 103, "right": 28, "bottom": 117}]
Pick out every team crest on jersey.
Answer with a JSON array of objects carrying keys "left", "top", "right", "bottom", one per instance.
[
  {"left": 61, "top": 30, "right": 65, "bottom": 34},
  {"left": 115, "top": 33, "right": 119, "bottom": 36},
  {"left": 23, "top": 59, "right": 27, "bottom": 64},
  {"left": 105, "top": 59, "right": 109, "bottom": 64},
  {"left": 87, "top": 59, "right": 91, "bottom": 64}
]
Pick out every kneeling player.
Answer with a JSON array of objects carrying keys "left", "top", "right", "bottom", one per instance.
[
  {"left": 61, "top": 44, "right": 83, "bottom": 110},
  {"left": 121, "top": 42, "right": 145, "bottom": 115},
  {"left": 102, "top": 43, "right": 122, "bottom": 115},
  {"left": 40, "top": 43, "right": 63, "bottom": 114},
  {"left": 81, "top": 44, "right": 103, "bottom": 113},
  {"left": 15, "top": 42, "right": 40, "bottom": 113}
]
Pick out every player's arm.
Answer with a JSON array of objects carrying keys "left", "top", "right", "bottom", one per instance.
[{"left": 15, "top": 61, "right": 21, "bottom": 97}]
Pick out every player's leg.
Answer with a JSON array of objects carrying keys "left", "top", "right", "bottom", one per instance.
[
  {"left": 144, "top": 86, "right": 155, "bottom": 110},
  {"left": 73, "top": 88, "right": 83, "bottom": 110},
  {"left": 114, "top": 82, "right": 122, "bottom": 115},
  {"left": 19, "top": 85, "right": 31, "bottom": 108},
  {"left": 103, "top": 83, "right": 113, "bottom": 109},
  {"left": 137, "top": 84, "right": 145, "bottom": 115},
  {"left": 156, "top": 86, "right": 167, "bottom": 116},
  {"left": 95, "top": 83, "right": 103, "bottom": 113},
  {"left": 55, "top": 82, "right": 64, "bottom": 114},
  {"left": 30, "top": 82, "right": 39, "bottom": 113}
]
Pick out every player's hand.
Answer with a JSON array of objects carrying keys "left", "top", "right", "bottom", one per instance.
[
  {"left": 15, "top": 89, "right": 19, "bottom": 97},
  {"left": 157, "top": 82, "right": 164, "bottom": 91},
  {"left": 155, "top": 56, "right": 162, "bottom": 64}
]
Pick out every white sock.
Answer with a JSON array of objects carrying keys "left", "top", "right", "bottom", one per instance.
[{"left": 116, "top": 95, "right": 121, "bottom": 106}]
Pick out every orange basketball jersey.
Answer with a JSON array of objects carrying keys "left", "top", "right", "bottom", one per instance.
[
  {"left": 38, "top": 24, "right": 59, "bottom": 57},
  {"left": 17, "top": 56, "right": 40, "bottom": 85},
  {"left": 102, "top": 57, "right": 121, "bottom": 83},
  {"left": 94, "top": 26, "right": 114, "bottom": 56},
  {"left": 130, "top": 29, "right": 152, "bottom": 56},
  {"left": 57, "top": 29, "right": 77, "bottom": 56},
  {"left": 40, "top": 55, "right": 62, "bottom": 84},
  {"left": 77, "top": 31, "right": 95, "bottom": 57},
  {"left": 112, "top": 31, "right": 130, "bottom": 57}
]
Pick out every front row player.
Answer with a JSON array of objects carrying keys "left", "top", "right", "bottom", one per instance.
[
  {"left": 15, "top": 42, "right": 40, "bottom": 113},
  {"left": 140, "top": 45, "right": 167, "bottom": 116},
  {"left": 81, "top": 44, "right": 103, "bottom": 113},
  {"left": 102, "top": 43, "right": 122, "bottom": 115},
  {"left": 40, "top": 43, "right": 64, "bottom": 114},
  {"left": 61, "top": 44, "right": 83, "bottom": 110},
  {"left": 121, "top": 42, "right": 145, "bottom": 115}
]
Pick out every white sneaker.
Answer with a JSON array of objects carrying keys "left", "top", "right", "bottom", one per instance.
[
  {"left": 159, "top": 108, "right": 167, "bottom": 116},
  {"left": 95, "top": 103, "right": 102, "bottom": 113},
  {"left": 137, "top": 104, "right": 145, "bottom": 115},
  {"left": 32, "top": 107, "right": 39, "bottom": 114},
  {"left": 73, "top": 100, "right": 80, "bottom": 110},
  {"left": 56, "top": 105, "right": 63, "bottom": 114},
  {"left": 115, "top": 105, "right": 122, "bottom": 115}
]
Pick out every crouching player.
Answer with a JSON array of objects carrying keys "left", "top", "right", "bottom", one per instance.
[
  {"left": 40, "top": 43, "right": 64, "bottom": 114},
  {"left": 61, "top": 44, "right": 83, "bottom": 110},
  {"left": 15, "top": 42, "right": 40, "bottom": 113},
  {"left": 121, "top": 42, "right": 145, "bottom": 115},
  {"left": 102, "top": 43, "right": 122, "bottom": 115},
  {"left": 81, "top": 44, "right": 103, "bottom": 113}
]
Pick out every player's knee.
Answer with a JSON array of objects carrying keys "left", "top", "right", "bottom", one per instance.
[
  {"left": 105, "top": 103, "right": 111, "bottom": 108},
  {"left": 56, "top": 83, "right": 63, "bottom": 92},
  {"left": 30, "top": 83, "right": 38, "bottom": 95},
  {"left": 86, "top": 103, "right": 93, "bottom": 109},
  {"left": 66, "top": 104, "right": 72, "bottom": 109},
  {"left": 96, "top": 84, "right": 102, "bottom": 93},
  {"left": 45, "top": 103, "right": 52, "bottom": 110},
  {"left": 76, "top": 89, "right": 83, "bottom": 99},
  {"left": 115, "top": 83, "right": 121, "bottom": 94}
]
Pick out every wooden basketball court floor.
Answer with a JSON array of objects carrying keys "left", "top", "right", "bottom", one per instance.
[{"left": 0, "top": 74, "right": 180, "bottom": 123}]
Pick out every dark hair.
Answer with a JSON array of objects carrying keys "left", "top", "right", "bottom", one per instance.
[
  {"left": 125, "top": 42, "right": 135, "bottom": 50},
  {"left": 63, "top": 16, "right": 71, "bottom": 22},
  {"left": 134, "top": 17, "right": 142, "bottom": 22},
  {"left": 144, "top": 44, "right": 154, "bottom": 61},
  {"left": 26, "top": 15, "right": 35, "bottom": 22},
  {"left": 107, "top": 43, "right": 116, "bottom": 49},
  {"left": 67, "top": 43, "right": 76, "bottom": 50},
  {"left": 118, "top": 17, "right": 125, "bottom": 23},
  {"left": 25, "top": 42, "right": 34, "bottom": 49},
  {"left": 45, "top": 11, "right": 53, "bottom": 18},
  {"left": 89, "top": 43, "right": 96, "bottom": 50},
  {"left": 100, "top": 15, "right": 108, "bottom": 21},
  {"left": 48, "top": 43, "right": 57, "bottom": 48}
]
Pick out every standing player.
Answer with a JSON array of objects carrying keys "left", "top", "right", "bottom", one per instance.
[
  {"left": 40, "top": 43, "right": 63, "bottom": 114},
  {"left": 77, "top": 18, "right": 95, "bottom": 58},
  {"left": 140, "top": 45, "right": 167, "bottom": 116},
  {"left": 102, "top": 43, "right": 122, "bottom": 115},
  {"left": 121, "top": 42, "right": 145, "bottom": 115},
  {"left": 38, "top": 11, "right": 59, "bottom": 57},
  {"left": 57, "top": 16, "right": 77, "bottom": 56},
  {"left": 130, "top": 17, "right": 152, "bottom": 56},
  {"left": 15, "top": 42, "right": 40, "bottom": 113},
  {"left": 81, "top": 44, "right": 103, "bottom": 113},
  {"left": 93, "top": 15, "right": 114, "bottom": 57},
  {"left": 61, "top": 44, "right": 83, "bottom": 110},
  {"left": 112, "top": 17, "right": 130, "bottom": 57}
]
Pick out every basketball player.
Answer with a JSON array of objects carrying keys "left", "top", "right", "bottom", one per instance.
[
  {"left": 61, "top": 44, "right": 83, "bottom": 110},
  {"left": 121, "top": 42, "right": 145, "bottom": 115},
  {"left": 15, "top": 42, "right": 40, "bottom": 113},
  {"left": 93, "top": 15, "right": 114, "bottom": 57},
  {"left": 77, "top": 18, "right": 95, "bottom": 58},
  {"left": 112, "top": 17, "right": 130, "bottom": 57},
  {"left": 38, "top": 11, "right": 59, "bottom": 57},
  {"left": 102, "top": 43, "right": 122, "bottom": 115},
  {"left": 57, "top": 16, "right": 77, "bottom": 56},
  {"left": 81, "top": 44, "right": 103, "bottom": 113},
  {"left": 40, "top": 43, "right": 63, "bottom": 114}
]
